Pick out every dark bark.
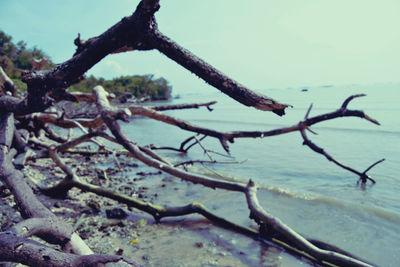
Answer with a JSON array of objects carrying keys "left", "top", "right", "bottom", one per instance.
[
  {"left": 0, "top": 232, "right": 138, "bottom": 267},
  {"left": 0, "top": 107, "right": 139, "bottom": 267},
  {"left": 152, "top": 101, "right": 217, "bottom": 111},
  {"left": 20, "top": 1, "right": 160, "bottom": 105},
  {"left": 0, "top": 0, "right": 384, "bottom": 266},
  {"left": 146, "top": 29, "right": 289, "bottom": 115},
  {"left": 3, "top": 0, "right": 286, "bottom": 118}
]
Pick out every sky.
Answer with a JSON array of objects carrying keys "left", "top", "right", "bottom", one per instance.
[{"left": 1, "top": 0, "right": 400, "bottom": 95}]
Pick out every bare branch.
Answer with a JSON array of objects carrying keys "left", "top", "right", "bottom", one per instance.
[
  {"left": 94, "top": 86, "right": 246, "bottom": 191},
  {"left": 245, "top": 181, "right": 375, "bottom": 267},
  {"left": 363, "top": 158, "right": 385, "bottom": 174},
  {"left": 0, "top": 232, "right": 136, "bottom": 267},
  {"left": 10, "top": 218, "right": 73, "bottom": 243},
  {"left": 0, "top": 66, "right": 16, "bottom": 96},
  {"left": 341, "top": 94, "right": 366, "bottom": 109},
  {"left": 152, "top": 101, "right": 217, "bottom": 111},
  {"left": 145, "top": 30, "right": 290, "bottom": 115},
  {"left": 300, "top": 124, "right": 378, "bottom": 184}
]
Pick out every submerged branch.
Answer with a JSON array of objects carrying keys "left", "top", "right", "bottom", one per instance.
[
  {"left": 245, "top": 181, "right": 375, "bottom": 267},
  {"left": 298, "top": 95, "right": 383, "bottom": 184}
]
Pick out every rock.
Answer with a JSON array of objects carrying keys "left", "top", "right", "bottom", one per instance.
[
  {"left": 142, "top": 254, "right": 150, "bottom": 261},
  {"left": 195, "top": 242, "right": 204, "bottom": 248},
  {"left": 87, "top": 200, "right": 101, "bottom": 213},
  {"left": 106, "top": 207, "right": 128, "bottom": 219},
  {"left": 115, "top": 248, "right": 124, "bottom": 255}
]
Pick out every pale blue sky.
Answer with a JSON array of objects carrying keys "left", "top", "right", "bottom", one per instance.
[{"left": 1, "top": 0, "right": 400, "bottom": 95}]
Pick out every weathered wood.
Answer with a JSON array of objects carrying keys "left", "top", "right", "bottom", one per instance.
[
  {"left": 92, "top": 85, "right": 376, "bottom": 267},
  {"left": 0, "top": 107, "right": 138, "bottom": 267},
  {"left": 0, "top": 110, "right": 97, "bottom": 261},
  {"left": 94, "top": 86, "right": 246, "bottom": 192},
  {"left": 146, "top": 29, "right": 290, "bottom": 115},
  {"left": 0, "top": 66, "right": 16, "bottom": 95},
  {"left": 245, "top": 181, "right": 374, "bottom": 267},
  {"left": 0, "top": 0, "right": 383, "bottom": 265},
  {"left": 0, "top": 232, "right": 136, "bottom": 267}
]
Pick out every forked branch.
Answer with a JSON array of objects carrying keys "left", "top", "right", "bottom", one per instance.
[
  {"left": 299, "top": 95, "right": 384, "bottom": 184},
  {"left": 40, "top": 126, "right": 374, "bottom": 267},
  {"left": 91, "top": 85, "right": 375, "bottom": 266}
]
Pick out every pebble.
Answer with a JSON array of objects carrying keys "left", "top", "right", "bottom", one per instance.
[
  {"left": 106, "top": 207, "right": 128, "bottom": 219},
  {"left": 195, "top": 242, "right": 204, "bottom": 248}
]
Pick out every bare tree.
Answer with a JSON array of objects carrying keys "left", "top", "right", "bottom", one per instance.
[{"left": 0, "top": 1, "right": 383, "bottom": 266}]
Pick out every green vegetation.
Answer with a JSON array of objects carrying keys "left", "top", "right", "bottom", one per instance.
[
  {"left": 69, "top": 74, "right": 172, "bottom": 102},
  {"left": 0, "top": 30, "right": 172, "bottom": 100},
  {"left": 0, "top": 31, "right": 54, "bottom": 92}
]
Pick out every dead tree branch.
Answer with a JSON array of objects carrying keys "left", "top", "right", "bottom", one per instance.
[
  {"left": 0, "top": 232, "right": 137, "bottom": 267},
  {"left": 298, "top": 95, "right": 384, "bottom": 184},
  {"left": 92, "top": 85, "right": 375, "bottom": 266},
  {"left": 245, "top": 181, "right": 374, "bottom": 267},
  {"left": 145, "top": 29, "right": 290, "bottom": 115},
  {"left": 10, "top": 218, "right": 73, "bottom": 242},
  {"left": 0, "top": 110, "right": 141, "bottom": 266},
  {"left": 40, "top": 144, "right": 373, "bottom": 266},
  {"left": 9, "top": 0, "right": 286, "bottom": 118},
  {"left": 0, "top": 66, "right": 16, "bottom": 96},
  {"left": 300, "top": 128, "right": 383, "bottom": 184},
  {"left": 40, "top": 148, "right": 255, "bottom": 238},
  {"left": 94, "top": 86, "right": 246, "bottom": 192},
  {"left": 152, "top": 101, "right": 217, "bottom": 111},
  {"left": 0, "top": 113, "right": 94, "bottom": 255},
  {"left": 0, "top": 0, "right": 384, "bottom": 265},
  {"left": 138, "top": 94, "right": 383, "bottom": 184}
]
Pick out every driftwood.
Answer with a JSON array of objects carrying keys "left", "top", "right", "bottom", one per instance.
[
  {"left": 0, "top": 115, "right": 139, "bottom": 266},
  {"left": 0, "top": 232, "right": 137, "bottom": 267},
  {"left": 26, "top": 87, "right": 375, "bottom": 266},
  {"left": 0, "top": 67, "right": 16, "bottom": 96},
  {"left": 92, "top": 86, "right": 375, "bottom": 267},
  {"left": 0, "top": 0, "right": 383, "bottom": 266},
  {"left": 36, "top": 89, "right": 384, "bottom": 184}
]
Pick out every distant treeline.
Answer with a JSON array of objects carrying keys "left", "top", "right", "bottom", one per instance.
[
  {"left": 69, "top": 74, "right": 171, "bottom": 102},
  {"left": 0, "top": 30, "right": 171, "bottom": 101}
]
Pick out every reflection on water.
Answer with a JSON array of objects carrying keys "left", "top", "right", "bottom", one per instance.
[{"left": 124, "top": 83, "right": 400, "bottom": 266}]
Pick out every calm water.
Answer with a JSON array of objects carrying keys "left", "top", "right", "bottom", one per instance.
[{"left": 124, "top": 83, "right": 400, "bottom": 266}]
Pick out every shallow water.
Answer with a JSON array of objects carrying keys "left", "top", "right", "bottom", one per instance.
[{"left": 123, "top": 83, "right": 400, "bottom": 266}]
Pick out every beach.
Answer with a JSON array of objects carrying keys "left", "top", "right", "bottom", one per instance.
[
  {"left": 1, "top": 83, "right": 398, "bottom": 266},
  {"left": 0, "top": 152, "right": 305, "bottom": 266}
]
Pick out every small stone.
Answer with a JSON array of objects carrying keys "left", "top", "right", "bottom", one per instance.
[
  {"left": 105, "top": 208, "right": 128, "bottom": 219},
  {"left": 142, "top": 254, "right": 150, "bottom": 261},
  {"left": 115, "top": 248, "right": 124, "bottom": 255},
  {"left": 87, "top": 200, "right": 101, "bottom": 213}
]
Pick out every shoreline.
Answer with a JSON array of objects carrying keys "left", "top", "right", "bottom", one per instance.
[{"left": 4, "top": 152, "right": 305, "bottom": 266}]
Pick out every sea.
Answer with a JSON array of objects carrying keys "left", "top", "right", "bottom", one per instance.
[{"left": 122, "top": 83, "right": 400, "bottom": 266}]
